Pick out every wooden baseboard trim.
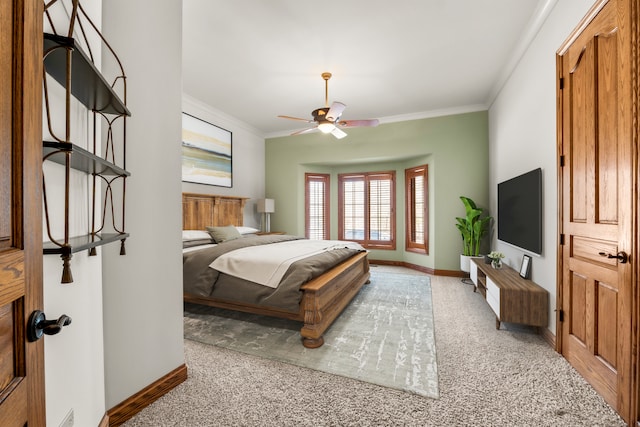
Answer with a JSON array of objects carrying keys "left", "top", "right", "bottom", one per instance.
[
  {"left": 368, "top": 259, "right": 405, "bottom": 268},
  {"left": 368, "top": 259, "right": 467, "bottom": 277},
  {"left": 540, "top": 326, "right": 556, "bottom": 349},
  {"left": 107, "top": 364, "right": 188, "bottom": 426},
  {"left": 98, "top": 413, "right": 109, "bottom": 427}
]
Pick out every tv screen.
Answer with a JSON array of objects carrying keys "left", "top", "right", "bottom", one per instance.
[{"left": 497, "top": 168, "right": 542, "bottom": 255}]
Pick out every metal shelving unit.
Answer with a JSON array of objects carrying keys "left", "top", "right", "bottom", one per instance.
[{"left": 42, "top": 0, "right": 130, "bottom": 283}]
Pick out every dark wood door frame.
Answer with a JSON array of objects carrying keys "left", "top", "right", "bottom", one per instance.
[{"left": 0, "top": 0, "right": 46, "bottom": 424}]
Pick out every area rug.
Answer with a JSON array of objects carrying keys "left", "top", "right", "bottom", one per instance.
[{"left": 183, "top": 271, "right": 439, "bottom": 398}]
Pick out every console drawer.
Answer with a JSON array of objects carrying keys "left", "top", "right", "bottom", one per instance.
[
  {"left": 470, "top": 261, "right": 478, "bottom": 286},
  {"left": 486, "top": 277, "right": 500, "bottom": 317}
]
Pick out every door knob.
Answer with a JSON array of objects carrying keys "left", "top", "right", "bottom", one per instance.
[
  {"left": 27, "top": 310, "right": 72, "bottom": 342},
  {"left": 598, "top": 251, "right": 629, "bottom": 264}
]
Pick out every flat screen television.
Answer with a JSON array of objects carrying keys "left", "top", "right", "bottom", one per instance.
[{"left": 497, "top": 168, "right": 542, "bottom": 255}]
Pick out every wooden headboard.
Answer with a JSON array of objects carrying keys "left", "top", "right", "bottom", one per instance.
[{"left": 182, "top": 193, "right": 248, "bottom": 230}]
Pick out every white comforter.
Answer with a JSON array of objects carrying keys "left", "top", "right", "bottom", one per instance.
[{"left": 209, "top": 239, "right": 364, "bottom": 288}]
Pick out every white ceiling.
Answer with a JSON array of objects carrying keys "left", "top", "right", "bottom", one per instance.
[{"left": 182, "top": 0, "right": 554, "bottom": 138}]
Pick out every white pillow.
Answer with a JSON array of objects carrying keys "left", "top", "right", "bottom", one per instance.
[
  {"left": 235, "top": 226, "right": 260, "bottom": 235},
  {"left": 182, "top": 230, "right": 212, "bottom": 241}
]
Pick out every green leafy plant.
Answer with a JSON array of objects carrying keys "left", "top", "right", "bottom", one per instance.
[{"left": 455, "top": 196, "right": 492, "bottom": 256}]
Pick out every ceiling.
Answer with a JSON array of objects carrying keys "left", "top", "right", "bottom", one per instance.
[{"left": 182, "top": 0, "right": 553, "bottom": 138}]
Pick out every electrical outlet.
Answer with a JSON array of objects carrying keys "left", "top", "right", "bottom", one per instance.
[{"left": 59, "top": 409, "right": 74, "bottom": 427}]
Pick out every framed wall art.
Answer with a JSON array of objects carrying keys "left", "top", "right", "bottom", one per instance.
[{"left": 181, "top": 112, "right": 232, "bottom": 187}]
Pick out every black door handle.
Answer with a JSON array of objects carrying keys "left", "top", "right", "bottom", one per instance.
[
  {"left": 598, "top": 251, "right": 629, "bottom": 264},
  {"left": 27, "top": 310, "right": 72, "bottom": 342}
]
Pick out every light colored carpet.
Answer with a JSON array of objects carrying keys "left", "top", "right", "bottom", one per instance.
[
  {"left": 183, "top": 272, "right": 438, "bottom": 398},
  {"left": 124, "top": 266, "right": 626, "bottom": 427}
]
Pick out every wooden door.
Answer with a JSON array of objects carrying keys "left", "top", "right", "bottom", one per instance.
[
  {"left": 557, "top": 0, "right": 635, "bottom": 423},
  {"left": 0, "top": 0, "right": 45, "bottom": 425}
]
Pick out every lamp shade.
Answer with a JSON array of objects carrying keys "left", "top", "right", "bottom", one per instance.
[{"left": 257, "top": 199, "right": 275, "bottom": 213}]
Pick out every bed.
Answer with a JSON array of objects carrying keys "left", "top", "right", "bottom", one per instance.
[{"left": 182, "top": 192, "right": 370, "bottom": 348}]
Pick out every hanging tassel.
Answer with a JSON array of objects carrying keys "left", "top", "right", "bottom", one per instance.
[{"left": 61, "top": 254, "right": 73, "bottom": 284}]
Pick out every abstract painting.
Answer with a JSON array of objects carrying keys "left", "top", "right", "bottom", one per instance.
[{"left": 181, "top": 113, "right": 232, "bottom": 187}]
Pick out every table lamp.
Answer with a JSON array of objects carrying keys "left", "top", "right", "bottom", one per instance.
[{"left": 257, "top": 199, "right": 275, "bottom": 232}]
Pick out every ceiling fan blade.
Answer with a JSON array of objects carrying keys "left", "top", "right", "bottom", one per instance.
[
  {"left": 325, "top": 102, "right": 346, "bottom": 122},
  {"left": 278, "top": 115, "right": 314, "bottom": 123},
  {"left": 331, "top": 127, "right": 347, "bottom": 139},
  {"left": 338, "top": 119, "right": 380, "bottom": 128},
  {"left": 291, "top": 127, "right": 319, "bottom": 136}
]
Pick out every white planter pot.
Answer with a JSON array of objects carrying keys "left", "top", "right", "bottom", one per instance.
[{"left": 460, "top": 255, "right": 484, "bottom": 273}]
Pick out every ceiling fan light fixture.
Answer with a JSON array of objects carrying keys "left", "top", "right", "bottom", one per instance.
[
  {"left": 317, "top": 122, "right": 335, "bottom": 134},
  {"left": 278, "top": 72, "right": 379, "bottom": 140}
]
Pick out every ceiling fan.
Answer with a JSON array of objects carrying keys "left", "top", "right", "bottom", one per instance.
[{"left": 278, "top": 72, "right": 379, "bottom": 139}]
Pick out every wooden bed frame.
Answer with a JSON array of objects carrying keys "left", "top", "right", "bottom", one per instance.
[{"left": 182, "top": 192, "right": 370, "bottom": 348}]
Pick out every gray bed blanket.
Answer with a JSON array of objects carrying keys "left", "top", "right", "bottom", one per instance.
[{"left": 183, "top": 234, "right": 364, "bottom": 312}]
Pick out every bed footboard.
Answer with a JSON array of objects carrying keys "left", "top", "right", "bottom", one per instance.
[
  {"left": 184, "top": 250, "right": 370, "bottom": 349},
  {"left": 299, "top": 251, "right": 370, "bottom": 348}
]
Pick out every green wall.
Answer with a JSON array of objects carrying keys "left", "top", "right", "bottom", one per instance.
[{"left": 265, "top": 111, "right": 489, "bottom": 272}]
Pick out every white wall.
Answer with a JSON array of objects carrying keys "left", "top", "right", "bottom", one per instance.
[
  {"left": 182, "top": 94, "right": 266, "bottom": 228},
  {"left": 101, "top": 0, "right": 184, "bottom": 409},
  {"left": 43, "top": 251, "right": 105, "bottom": 427},
  {"left": 488, "top": 0, "right": 595, "bottom": 334}
]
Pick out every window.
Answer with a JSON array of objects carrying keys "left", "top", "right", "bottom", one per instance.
[
  {"left": 305, "top": 173, "right": 330, "bottom": 240},
  {"left": 338, "top": 171, "right": 395, "bottom": 250},
  {"left": 405, "top": 165, "right": 428, "bottom": 253}
]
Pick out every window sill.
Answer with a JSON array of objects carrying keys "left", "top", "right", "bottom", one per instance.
[{"left": 406, "top": 247, "right": 428, "bottom": 255}]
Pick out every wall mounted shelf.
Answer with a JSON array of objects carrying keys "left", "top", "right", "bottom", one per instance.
[
  {"left": 44, "top": 33, "right": 130, "bottom": 116},
  {"left": 43, "top": 142, "right": 130, "bottom": 177},
  {"left": 43, "top": 0, "right": 130, "bottom": 284},
  {"left": 43, "top": 233, "right": 130, "bottom": 256}
]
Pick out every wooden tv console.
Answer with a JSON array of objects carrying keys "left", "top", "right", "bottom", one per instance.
[{"left": 470, "top": 259, "right": 548, "bottom": 329}]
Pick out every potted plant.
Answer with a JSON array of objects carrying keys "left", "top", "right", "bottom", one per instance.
[
  {"left": 487, "top": 251, "right": 505, "bottom": 269},
  {"left": 455, "top": 196, "right": 492, "bottom": 272}
]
